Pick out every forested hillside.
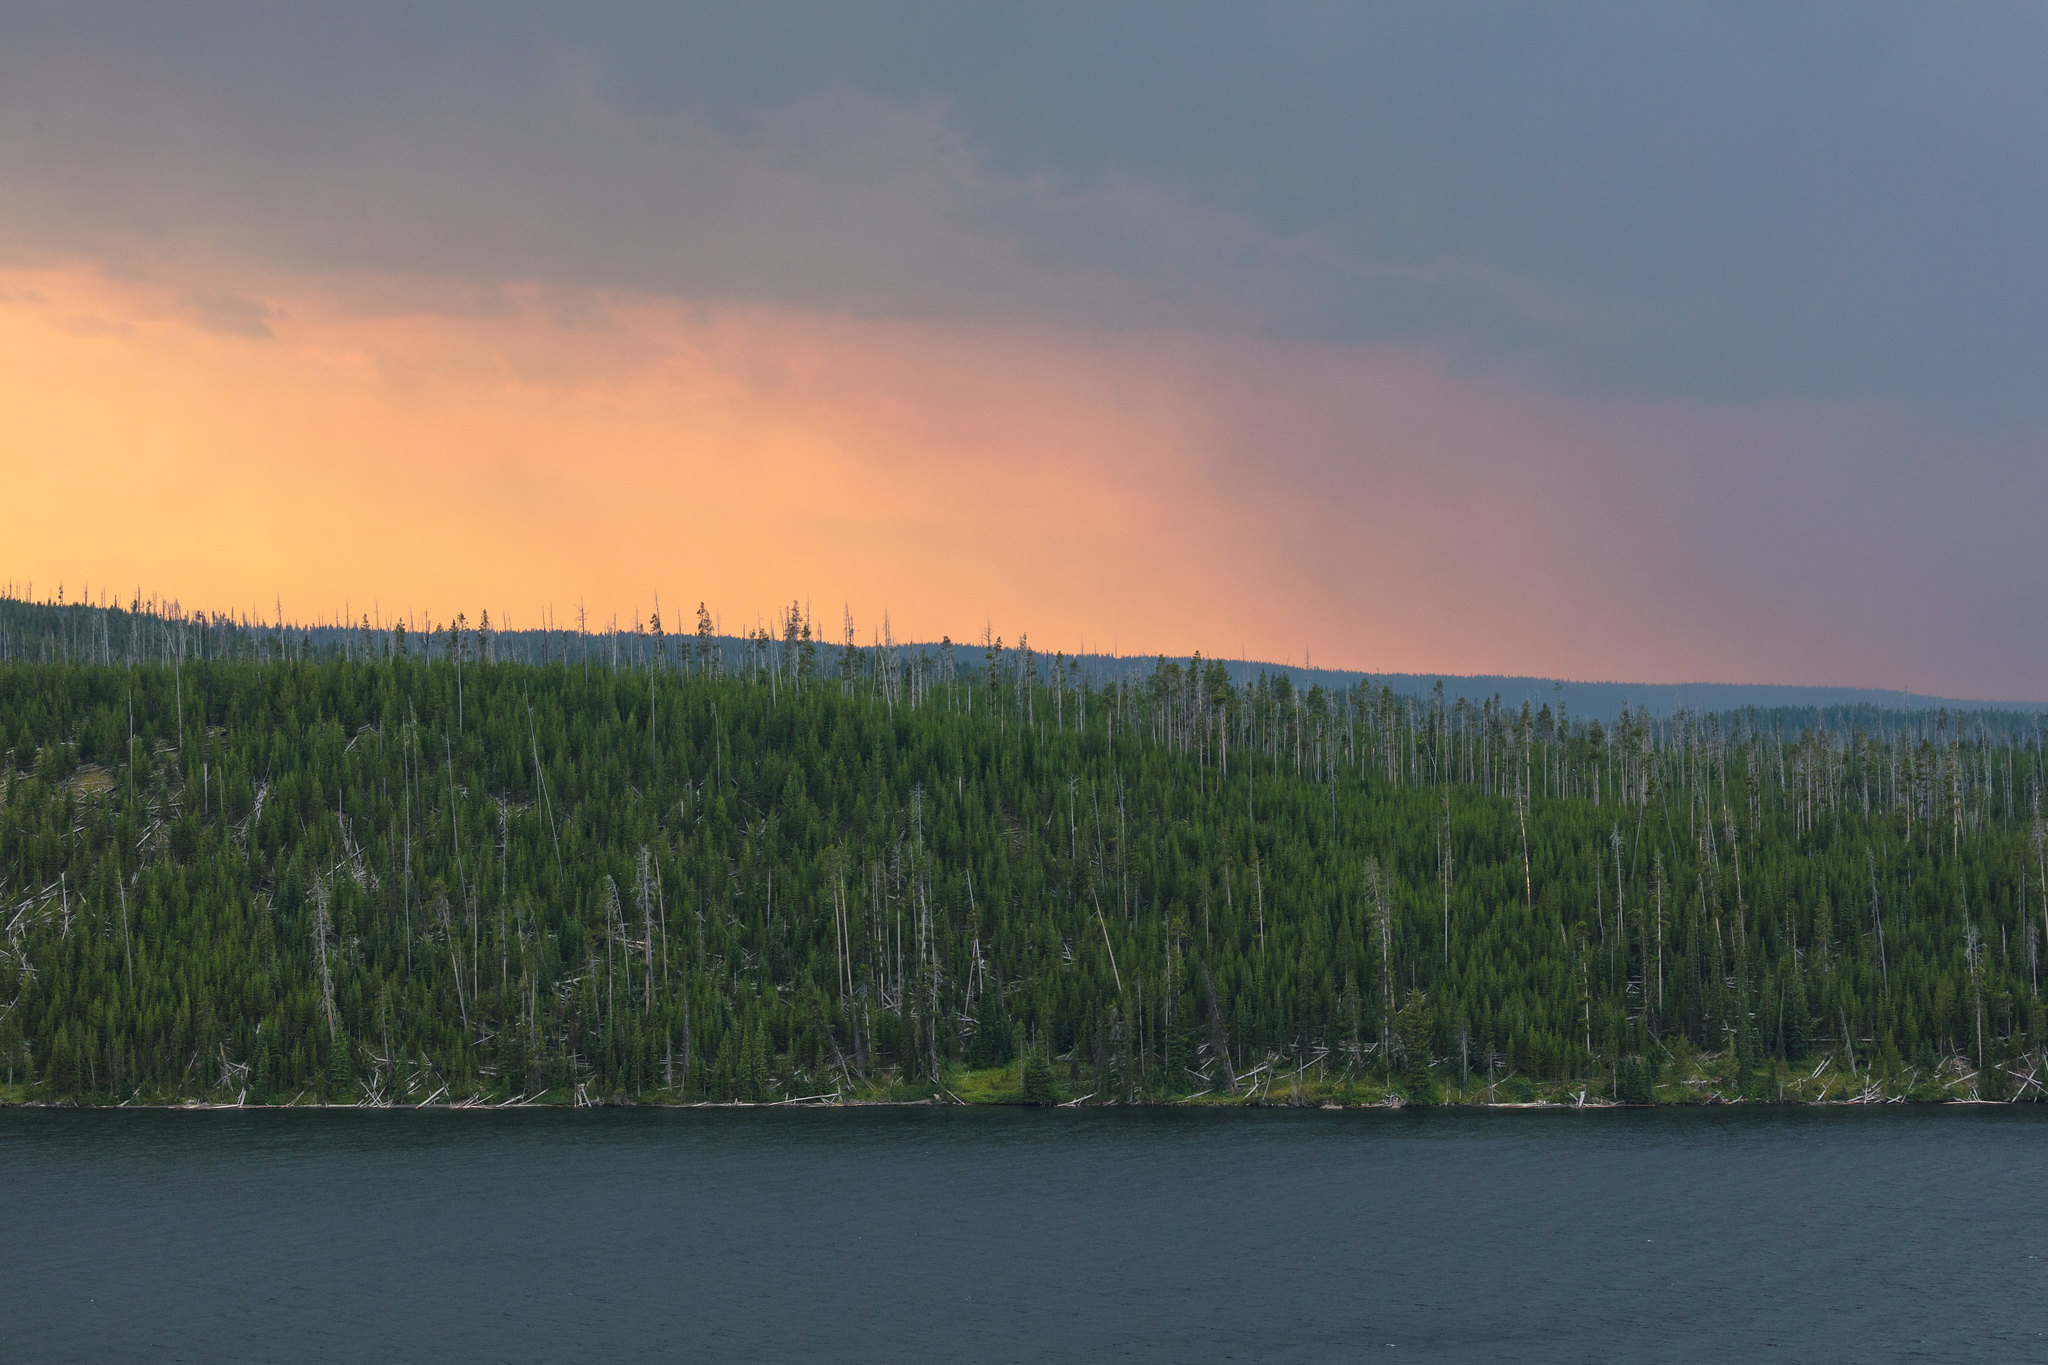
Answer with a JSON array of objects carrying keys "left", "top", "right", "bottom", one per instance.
[
  {"left": 5, "top": 588, "right": 2042, "bottom": 725},
  {"left": 2, "top": 596, "right": 2045, "bottom": 1106}
]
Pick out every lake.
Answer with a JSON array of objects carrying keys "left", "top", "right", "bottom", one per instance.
[{"left": 2, "top": 1106, "right": 2042, "bottom": 1362}]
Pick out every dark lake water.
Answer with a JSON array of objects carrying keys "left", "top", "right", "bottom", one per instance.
[{"left": 2, "top": 1106, "right": 2042, "bottom": 1362}]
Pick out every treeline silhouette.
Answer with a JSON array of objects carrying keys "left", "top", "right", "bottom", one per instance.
[
  {"left": 2, "top": 592, "right": 2045, "bottom": 1105},
  {"left": 5, "top": 585, "right": 2041, "bottom": 733}
]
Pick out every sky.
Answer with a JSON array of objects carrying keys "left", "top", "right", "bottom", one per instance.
[{"left": 2, "top": 3, "right": 2044, "bottom": 698}]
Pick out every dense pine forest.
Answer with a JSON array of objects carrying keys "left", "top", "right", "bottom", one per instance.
[{"left": 3, "top": 592, "right": 2046, "bottom": 1107}]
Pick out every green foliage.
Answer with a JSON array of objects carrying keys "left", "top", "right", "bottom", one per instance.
[
  {"left": 1, "top": 594, "right": 2045, "bottom": 1107},
  {"left": 1020, "top": 1051, "right": 1058, "bottom": 1106},
  {"left": 1401, "top": 1070, "right": 1443, "bottom": 1108},
  {"left": 1618, "top": 1056, "right": 1657, "bottom": 1105}
]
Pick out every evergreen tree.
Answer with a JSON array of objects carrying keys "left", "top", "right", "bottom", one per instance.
[
  {"left": 0, "top": 590, "right": 2042, "bottom": 1108},
  {"left": 1020, "top": 1051, "right": 1057, "bottom": 1106}
]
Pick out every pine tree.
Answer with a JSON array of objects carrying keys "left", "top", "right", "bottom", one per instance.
[{"left": 1020, "top": 1050, "right": 1057, "bottom": 1105}]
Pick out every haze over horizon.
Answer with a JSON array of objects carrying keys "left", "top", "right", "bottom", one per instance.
[{"left": 6, "top": 4, "right": 2044, "bottom": 698}]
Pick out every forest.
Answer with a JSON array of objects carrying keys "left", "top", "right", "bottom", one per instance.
[{"left": 2, "top": 591, "right": 2046, "bottom": 1107}]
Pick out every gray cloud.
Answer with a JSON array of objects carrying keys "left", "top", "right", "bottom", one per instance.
[
  {"left": 4, "top": 1, "right": 2047, "bottom": 420},
  {"left": 179, "top": 288, "right": 272, "bottom": 338}
]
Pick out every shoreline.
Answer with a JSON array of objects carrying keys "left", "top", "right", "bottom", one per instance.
[
  {"left": 2, "top": 1095, "right": 2032, "bottom": 1112},
  {"left": 9, "top": 1048, "right": 2034, "bottom": 1112}
]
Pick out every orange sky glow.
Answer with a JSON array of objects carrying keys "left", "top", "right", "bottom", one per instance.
[{"left": 0, "top": 263, "right": 2015, "bottom": 693}]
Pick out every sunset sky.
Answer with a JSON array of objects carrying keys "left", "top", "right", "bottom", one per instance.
[{"left": 4, "top": 4, "right": 2045, "bottom": 698}]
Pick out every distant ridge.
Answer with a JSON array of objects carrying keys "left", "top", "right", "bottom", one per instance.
[
  {"left": 928, "top": 644, "right": 2043, "bottom": 724},
  {"left": 1114, "top": 661, "right": 2046, "bottom": 726},
  {"left": 1, "top": 591, "right": 2037, "bottom": 725}
]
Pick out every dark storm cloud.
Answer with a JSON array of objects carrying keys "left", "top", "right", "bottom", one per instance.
[{"left": 6, "top": 2, "right": 2048, "bottom": 418}]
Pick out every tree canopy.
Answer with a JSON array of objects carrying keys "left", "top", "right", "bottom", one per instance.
[{"left": 2, "top": 596, "right": 2043, "bottom": 1106}]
